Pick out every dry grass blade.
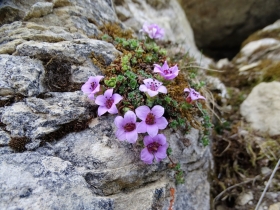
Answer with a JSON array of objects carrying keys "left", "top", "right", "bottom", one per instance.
[{"left": 255, "top": 159, "right": 280, "bottom": 210}]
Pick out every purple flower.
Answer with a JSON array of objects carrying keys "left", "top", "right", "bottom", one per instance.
[
  {"left": 184, "top": 88, "right": 206, "bottom": 103},
  {"left": 141, "top": 134, "right": 169, "bottom": 164},
  {"left": 81, "top": 76, "right": 104, "bottom": 100},
  {"left": 95, "top": 89, "right": 123, "bottom": 116},
  {"left": 114, "top": 111, "right": 139, "bottom": 143},
  {"left": 153, "top": 61, "right": 179, "bottom": 80},
  {"left": 141, "top": 23, "right": 164, "bottom": 40},
  {"left": 139, "top": 78, "right": 167, "bottom": 97},
  {"left": 136, "top": 105, "right": 168, "bottom": 137}
]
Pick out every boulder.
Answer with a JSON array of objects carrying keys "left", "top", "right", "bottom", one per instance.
[
  {"left": 0, "top": 0, "right": 212, "bottom": 209},
  {"left": 113, "top": 0, "right": 212, "bottom": 67},
  {"left": 240, "top": 81, "right": 280, "bottom": 136},
  {"left": 178, "top": 0, "right": 280, "bottom": 59}
]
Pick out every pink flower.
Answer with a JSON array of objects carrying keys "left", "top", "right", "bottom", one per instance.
[
  {"left": 184, "top": 88, "right": 206, "bottom": 103},
  {"left": 139, "top": 78, "right": 167, "bottom": 97},
  {"left": 136, "top": 105, "right": 168, "bottom": 137},
  {"left": 141, "top": 23, "right": 164, "bottom": 40},
  {"left": 81, "top": 76, "right": 104, "bottom": 100},
  {"left": 114, "top": 111, "right": 139, "bottom": 143},
  {"left": 95, "top": 89, "right": 123, "bottom": 116},
  {"left": 141, "top": 134, "right": 168, "bottom": 164},
  {"left": 153, "top": 61, "right": 179, "bottom": 80}
]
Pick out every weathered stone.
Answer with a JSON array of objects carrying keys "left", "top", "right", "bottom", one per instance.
[
  {"left": 0, "top": 128, "right": 10, "bottom": 145},
  {"left": 0, "top": 152, "right": 114, "bottom": 210},
  {"left": 1, "top": 91, "right": 90, "bottom": 139},
  {"left": 113, "top": 0, "right": 212, "bottom": 67},
  {"left": 24, "top": 2, "right": 54, "bottom": 20},
  {"left": 0, "top": 0, "right": 212, "bottom": 209},
  {"left": 240, "top": 81, "right": 280, "bottom": 136},
  {"left": 178, "top": 0, "right": 280, "bottom": 59},
  {"left": 0, "top": 55, "right": 45, "bottom": 97},
  {"left": 35, "top": 115, "right": 211, "bottom": 209}
]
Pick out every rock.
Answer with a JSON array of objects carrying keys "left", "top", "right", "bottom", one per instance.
[
  {"left": 113, "top": 0, "right": 212, "bottom": 67},
  {"left": 236, "top": 191, "right": 253, "bottom": 206},
  {"left": 269, "top": 202, "right": 280, "bottom": 210},
  {"left": 0, "top": 0, "right": 212, "bottom": 209},
  {"left": 0, "top": 152, "right": 113, "bottom": 210},
  {"left": 0, "top": 128, "right": 10, "bottom": 145},
  {"left": 24, "top": 2, "right": 54, "bottom": 20},
  {"left": 178, "top": 0, "right": 280, "bottom": 59},
  {"left": 0, "top": 55, "right": 45, "bottom": 97},
  {"left": 1, "top": 91, "right": 90, "bottom": 139},
  {"left": 36, "top": 116, "right": 211, "bottom": 209},
  {"left": 240, "top": 81, "right": 280, "bottom": 136}
]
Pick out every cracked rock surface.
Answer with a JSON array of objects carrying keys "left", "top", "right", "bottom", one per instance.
[{"left": 0, "top": 0, "right": 212, "bottom": 209}]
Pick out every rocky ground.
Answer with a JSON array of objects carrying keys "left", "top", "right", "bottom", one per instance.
[
  {"left": 209, "top": 20, "right": 280, "bottom": 210},
  {"left": 0, "top": 0, "right": 280, "bottom": 210}
]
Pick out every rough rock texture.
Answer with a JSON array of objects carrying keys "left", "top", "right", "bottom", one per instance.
[
  {"left": 0, "top": 0, "right": 212, "bottom": 209},
  {"left": 240, "top": 81, "right": 280, "bottom": 136},
  {"left": 113, "top": 0, "right": 212, "bottom": 67},
  {"left": 0, "top": 152, "right": 114, "bottom": 210},
  {"left": 0, "top": 55, "right": 45, "bottom": 97},
  {"left": 178, "top": 0, "right": 280, "bottom": 59}
]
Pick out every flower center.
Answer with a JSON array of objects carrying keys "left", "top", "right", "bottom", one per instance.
[
  {"left": 90, "top": 82, "right": 97, "bottom": 90},
  {"left": 147, "top": 142, "right": 161, "bottom": 153},
  {"left": 145, "top": 113, "right": 155, "bottom": 125},
  {"left": 163, "top": 69, "right": 172, "bottom": 75},
  {"left": 105, "top": 98, "right": 114, "bottom": 109},
  {"left": 147, "top": 80, "right": 161, "bottom": 91},
  {"left": 124, "top": 123, "right": 136, "bottom": 132},
  {"left": 186, "top": 96, "right": 192, "bottom": 103}
]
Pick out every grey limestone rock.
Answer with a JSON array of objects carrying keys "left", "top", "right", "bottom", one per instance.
[
  {"left": 0, "top": 152, "right": 114, "bottom": 210},
  {"left": 0, "top": 54, "right": 45, "bottom": 97},
  {"left": 0, "top": 0, "right": 212, "bottom": 209},
  {"left": 240, "top": 81, "right": 280, "bottom": 136},
  {"left": 1, "top": 91, "right": 90, "bottom": 139}
]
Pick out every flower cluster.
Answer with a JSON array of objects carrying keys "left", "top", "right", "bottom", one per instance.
[
  {"left": 81, "top": 23, "right": 206, "bottom": 165},
  {"left": 141, "top": 23, "right": 165, "bottom": 40}
]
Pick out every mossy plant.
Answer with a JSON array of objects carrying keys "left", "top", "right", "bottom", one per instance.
[{"left": 86, "top": 22, "right": 212, "bottom": 183}]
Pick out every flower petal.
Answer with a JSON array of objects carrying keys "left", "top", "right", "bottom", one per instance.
[
  {"left": 143, "top": 78, "right": 153, "bottom": 85},
  {"left": 146, "top": 124, "right": 158, "bottom": 137},
  {"left": 143, "top": 135, "right": 154, "bottom": 146},
  {"left": 108, "top": 104, "right": 118, "bottom": 114},
  {"left": 104, "top": 89, "right": 113, "bottom": 98},
  {"left": 116, "top": 128, "right": 126, "bottom": 141},
  {"left": 137, "top": 121, "right": 147, "bottom": 133},
  {"left": 112, "top": 93, "right": 123, "bottom": 104},
  {"left": 147, "top": 89, "right": 158, "bottom": 97},
  {"left": 114, "top": 116, "right": 124, "bottom": 128},
  {"left": 151, "top": 105, "right": 164, "bottom": 118},
  {"left": 157, "top": 86, "right": 167, "bottom": 94},
  {"left": 88, "top": 93, "right": 95, "bottom": 100},
  {"left": 135, "top": 105, "right": 150, "bottom": 121},
  {"left": 139, "top": 84, "right": 148, "bottom": 92},
  {"left": 162, "top": 61, "right": 169, "bottom": 70},
  {"left": 141, "top": 148, "right": 154, "bottom": 164},
  {"left": 124, "top": 111, "right": 136, "bottom": 123},
  {"left": 153, "top": 64, "right": 163, "bottom": 73},
  {"left": 98, "top": 106, "right": 108, "bottom": 116},
  {"left": 126, "top": 130, "right": 138, "bottom": 143},
  {"left": 81, "top": 83, "right": 92, "bottom": 94},
  {"left": 95, "top": 95, "right": 106, "bottom": 106},
  {"left": 156, "top": 117, "right": 168, "bottom": 129},
  {"left": 155, "top": 134, "right": 167, "bottom": 145},
  {"left": 91, "top": 84, "right": 100, "bottom": 94},
  {"left": 154, "top": 145, "right": 168, "bottom": 162}
]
